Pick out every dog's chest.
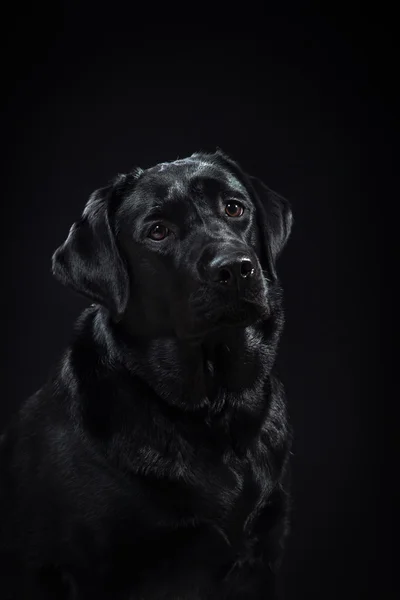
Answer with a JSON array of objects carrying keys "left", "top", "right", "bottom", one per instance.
[
  {"left": 202, "top": 445, "right": 270, "bottom": 534},
  {"left": 156, "top": 436, "right": 271, "bottom": 545}
]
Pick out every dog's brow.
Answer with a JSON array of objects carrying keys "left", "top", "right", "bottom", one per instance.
[
  {"left": 166, "top": 180, "right": 186, "bottom": 198},
  {"left": 142, "top": 200, "right": 189, "bottom": 222},
  {"left": 223, "top": 173, "right": 248, "bottom": 195},
  {"left": 189, "top": 175, "right": 245, "bottom": 198}
]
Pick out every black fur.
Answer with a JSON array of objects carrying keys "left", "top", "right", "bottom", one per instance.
[{"left": 0, "top": 150, "right": 293, "bottom": 599}]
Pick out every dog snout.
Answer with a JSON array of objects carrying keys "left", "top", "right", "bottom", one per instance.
[{"left": 207, "top": 254, "right": 256, "bottom": 288}]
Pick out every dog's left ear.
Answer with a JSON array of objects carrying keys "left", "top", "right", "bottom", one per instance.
[
  {"left": 248, "top": 176, "right": 293, "bottom": 281},
  {"left": 214, "top": 149, "right": 293, "bottom": 281},
  {"left": 52, "top": 182, "right": 129, "bottom": 321}
]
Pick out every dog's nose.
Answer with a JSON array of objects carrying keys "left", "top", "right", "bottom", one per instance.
[{"left": 208, "top": 256, "right": 256, "bottom": 287}]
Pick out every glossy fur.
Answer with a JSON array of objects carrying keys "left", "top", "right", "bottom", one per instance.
[{"left": 0, "top": 150, "right": 293, "bottom": 599}]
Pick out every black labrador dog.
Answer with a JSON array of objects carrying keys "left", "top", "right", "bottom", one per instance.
[{"left": 0, "top": 150, "right": 292, "bottom": 599}]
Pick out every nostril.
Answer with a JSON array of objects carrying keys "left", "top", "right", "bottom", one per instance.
[
  {"left": 219, "top": 268, "right": 232, "bottom": 284},
  {"left": 240, "top": 259, "right": 255, "bottom": 278}
]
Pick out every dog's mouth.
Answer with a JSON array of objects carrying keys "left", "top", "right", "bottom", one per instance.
[
  {"left": 176, "top": 296, "right": 269, "bottom": 342},
  {"left": 215, "top": 304, "right": 253, "bottom": 326},
  {"left": 216, "top": 298, "right": 270, "bottom": 327}
]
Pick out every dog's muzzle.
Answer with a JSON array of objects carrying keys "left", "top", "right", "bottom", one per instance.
[
  {"left": 198, "top": 245, "right": 259, "bottom": 291},
  {"left": 207, "top": 253, "right": 256, "bottom": 289}
]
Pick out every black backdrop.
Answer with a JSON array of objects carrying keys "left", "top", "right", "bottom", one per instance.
[{"left": 0, "top": 7, "right": 395, "bottom": 599}]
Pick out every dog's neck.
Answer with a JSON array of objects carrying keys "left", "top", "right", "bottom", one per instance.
[{"left": 98, "top": 307, "right": 283, "bottom": 414}]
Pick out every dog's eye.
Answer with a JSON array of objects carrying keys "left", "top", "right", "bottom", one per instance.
[
  {"left": 148, "top": 224, "right": 170, "bottom": 241},
  {"left": 225, "top": 201, "right": 245, "bottom": 218}
]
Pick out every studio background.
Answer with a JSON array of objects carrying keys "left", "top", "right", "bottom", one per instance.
[{"left": 0, "top": 8, "right": 394, "bottom": 599}]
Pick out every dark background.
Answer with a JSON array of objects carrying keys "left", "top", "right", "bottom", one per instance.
[{"left": 0, "top": 6, "right": 396, "bottom": 599}]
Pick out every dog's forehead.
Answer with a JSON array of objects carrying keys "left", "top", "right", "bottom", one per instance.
[
  {"left": 134, "top": 157, "right": 247, "bottom": 201},
  {"left": 155, "top": 157, "right": 208, "bottom": 172}
]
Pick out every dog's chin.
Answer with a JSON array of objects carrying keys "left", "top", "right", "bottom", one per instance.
[{"left": 217, "top": 311, "right": 255, "bottom": 327}]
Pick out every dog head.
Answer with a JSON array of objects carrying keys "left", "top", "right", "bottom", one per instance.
[{"left": 52, "top": 150, "right": 292, "bottom": 341}]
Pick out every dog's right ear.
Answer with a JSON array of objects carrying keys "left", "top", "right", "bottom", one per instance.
[{"left": 52, "top": 182, "right": 129, "bottom": 321}]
